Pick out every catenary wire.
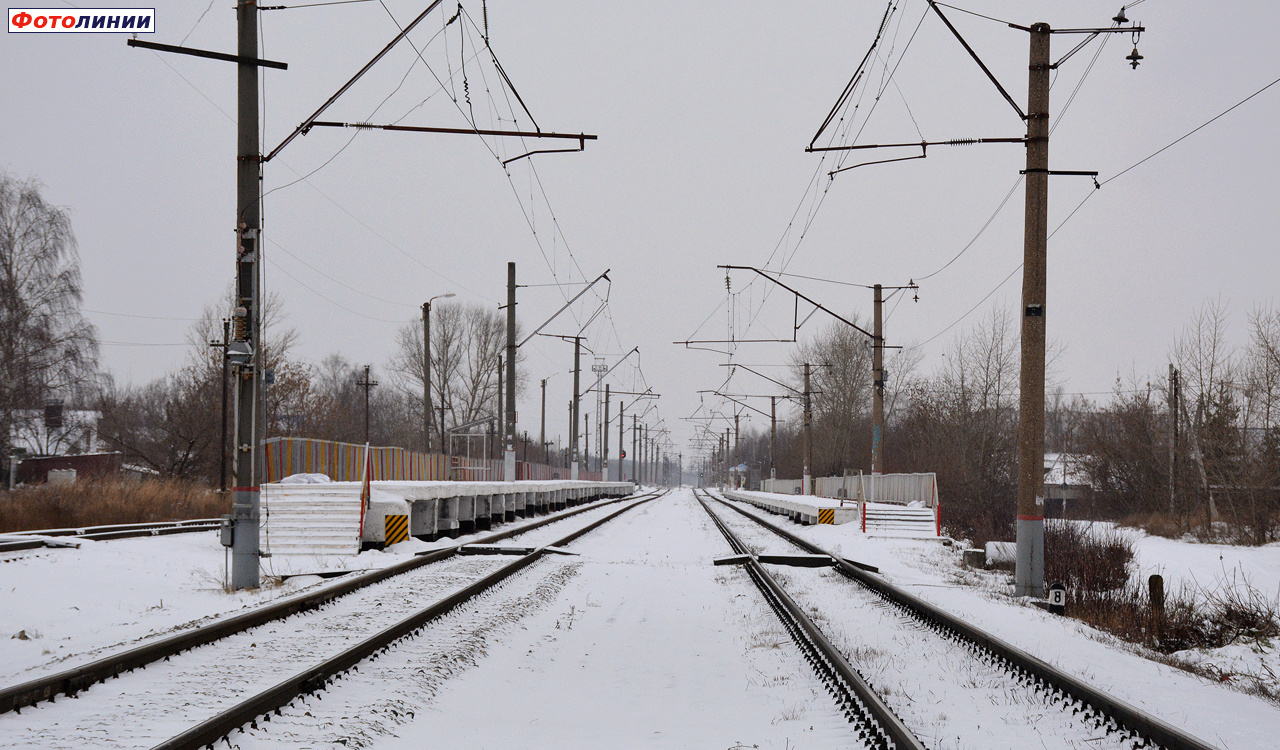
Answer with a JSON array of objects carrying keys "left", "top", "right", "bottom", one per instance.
[{"left": 921, "top": 68, "right": 1280, "bottom": 344}]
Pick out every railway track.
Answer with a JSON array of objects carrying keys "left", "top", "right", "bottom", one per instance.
[
  {"left": 0, "top": 519, "right": 221, "bottom": 554},
  {"left": 695, "top": 488, "right": 1222, "bottom": 750},
  {"left": 0, "top": 488, "right": 664, "bottom": 749},
  {"left": 0, "top": 488, "right": 661, "bottom": 717},
  {"left": 694, "top": 489, "right": 920, "bottom": 750}
]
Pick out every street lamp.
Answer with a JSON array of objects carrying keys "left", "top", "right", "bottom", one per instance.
[{"left": 423, "top": 293, "right": 456, "bottom": 453}]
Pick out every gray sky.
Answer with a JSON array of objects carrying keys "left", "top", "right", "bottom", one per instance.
[{"left": 5, "top": 1, "right": 1279, "bottom": 461}]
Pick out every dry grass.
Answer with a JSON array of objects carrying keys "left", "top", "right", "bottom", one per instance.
[
  {"left": 1044, "top": 520, "right": 1133, "bottom": 592},
  {"left": 0, "top": 477, "right": 229, "bottom": 532},
  {"left": 1066, "top": 576, "right": 1280, "bottom": 656},
  {"left": 1042, "top": 519, "right": 1280, "bottom": 655},
  {"left": 1117, "top": 510, "right": 1192, "bottom": 539}
]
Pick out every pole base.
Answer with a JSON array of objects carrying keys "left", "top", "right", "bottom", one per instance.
[
  {"left": 1014, "top": 517, "right": 1045, "bottom": 598},
  {"left": 230, "top": 488, "right": 260, "bottom": 591}
]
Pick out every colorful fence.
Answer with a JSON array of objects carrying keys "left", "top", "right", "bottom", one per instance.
[{"left": 263, "top": 437, "right": 604, "bottom": 483}]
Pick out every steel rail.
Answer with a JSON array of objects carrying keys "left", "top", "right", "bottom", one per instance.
[
  {"left": 714, "top": 490, "right": 1224, "bottom": 750},
  {"left": 0, "top": 489, "right": 655, "bottom": 715},
  {"left": 0, "top": 520, "right": 222, "bottom": 553},
  {"left": 693, "top": 490, "right": 924, "bottom": 750},
  {"left": 11, "top": 519, "right": 221, "bottom": 538},
  {"left": 152, "top": 489, "right": 667, "bottom": 750}
]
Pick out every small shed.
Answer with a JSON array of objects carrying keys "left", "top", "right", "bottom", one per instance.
[
  {"left": 17, "top": 452, "right": 125, "bottom": 485},
  {"left": 1043, "top": 453, "right": 1091, "bottom": 518}
]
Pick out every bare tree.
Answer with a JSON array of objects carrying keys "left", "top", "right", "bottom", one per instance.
[
  {"left": 1236, "top": 305, "right": 1280, "bottom": 542},
  {"left": 1173, "top": 297, "right": 1236, "bottom": 409},
  {"left": 789, "top": 318, "right": 872, "bottom": 474},
  {"left": 388, "top": 301, "right": 522, "bottom": 451},
  {"left": 0, "top": 172, "right": 98, "bottom": 475},
  {"left": 895, "top": 307, "right": 1019, "bottom": 544},
  {"left": 96, "top": 291, "right": 307, "bottom": 482}
]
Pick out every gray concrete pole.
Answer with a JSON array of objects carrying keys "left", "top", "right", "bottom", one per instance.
[
  {"left": 571, "top": 337, "right": 581, "bottom": 479},
  {"left": 803, "top": 363, "right": 812, "bottom": 495},
  {"left": 617, "top": 401, "right": 624, "bottom": 482},
  {"left": 603, "top": 385, "right": 610, "bottom": 481},
  {"left": 540, "top": 378, "right": 547, "bottom": 463},
  {"left": 230, "top": 0, "right": 262, "bottom": 590},
  {"left": 1015, "top": 23, "right": 1051, "bottom": 598},
  {"left": 423, "top": 302, "right": 431, "bottom": 453},
  {"left": 733, "top": 413, "right": 740, "bottom": 488},
  {"left": 220, "top": 319, "right": 230, "bottom": 494},
  {"left": 362, "top": 364, "right": 372, "bottom": 443},
  {"left": 645, "top": 424, "right": 650, "bottom": 485},
  {"left": 631, "top": 414, "right": 638, "bottom": 484},
  {"left": 725, "top": 428, "right": 730, "bottom": 487},
  {"left": 505, "top": 262, "right": 517, "bottom": 481},
  {"left": 1169, "top": 364, "right": 1178, "bottom": 515},
  {"left": 770, "top": 396, "right": 777, "bottom": 480},
  {"left": 872, "top": 283, "right": 884, "bottom": 475},
  {"left": 720, "top": 430, "right": 727, "bottom": 487}
]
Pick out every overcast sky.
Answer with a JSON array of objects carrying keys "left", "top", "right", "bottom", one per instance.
[{"left": 5, "top": 1, "right": 1279, "bottom": 463}]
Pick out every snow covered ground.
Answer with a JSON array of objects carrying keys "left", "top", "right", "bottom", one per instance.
[
  {"left": 716, "top": 494, "right": 1280, "bottom": 750},
  {"left": 1116, "top": 524, "right": 1280, "bottom": 599},
  {"left": 276, "top": 489, "right": 862, "bottom": 749},
  {"left": 1100, "top": 522, "right": 1280, "bottom": 704},
  {"left": 0, "top": 499, "right": 620, "bottom": 685},
  {"left": 2, "top": 488, "right": 1277, "bottom": 749}
]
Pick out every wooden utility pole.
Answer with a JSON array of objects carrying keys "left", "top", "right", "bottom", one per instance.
[{"left": 1015, "top": 23, "right": 1050, "bottom": 598}]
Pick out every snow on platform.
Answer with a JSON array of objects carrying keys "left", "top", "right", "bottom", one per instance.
[
  {"left": 261, "top": 479, "right": 631, "bottom": 566},
  {"left": 725, "top": 488, "right": 940, "bottom": 537}
]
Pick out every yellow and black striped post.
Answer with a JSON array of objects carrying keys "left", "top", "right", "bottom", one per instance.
[
  {"left": 818, "top": 508, "right": 835, "bottom": 524},
  {"left": 384, "top": 514, "right": 409, "bottom": 545}
]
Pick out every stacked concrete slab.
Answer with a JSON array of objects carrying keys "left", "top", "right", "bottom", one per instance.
[
  {"left": 261, "top": 480, "right": 634, "bottom": 558},
  {"left": 722, "top": 490, "right": 858, "bottom": 525},
  {"left": 722, "top": 489, "right": 939, "bottom": 537}
]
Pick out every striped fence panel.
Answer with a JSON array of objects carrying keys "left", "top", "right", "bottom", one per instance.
[
  {"left": 263, "top": 438, "right": 602, "bottom": 484},
  {"left": 263, "top": 438, "right": 449, "bottom": 483}
]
